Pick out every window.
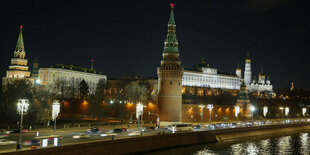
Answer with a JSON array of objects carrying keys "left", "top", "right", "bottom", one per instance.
[{"left": 170, "top": 81, "right": 172, "bottom": 85}]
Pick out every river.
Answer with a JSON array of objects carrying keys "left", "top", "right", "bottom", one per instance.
[{"left": 147, "top": 132, "right": 310, "bottom": 155}]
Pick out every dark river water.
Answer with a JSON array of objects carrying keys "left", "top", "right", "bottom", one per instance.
[{"left": 147, "top": 132, "right": 310, "bottom": 155}]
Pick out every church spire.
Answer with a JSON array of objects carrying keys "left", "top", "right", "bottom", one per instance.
[
  {"left": 15, "top": 25, "right": 25, "bottom": 53},
  {"left": 163, "top": 3, "right": 179, "bottom": 54}
]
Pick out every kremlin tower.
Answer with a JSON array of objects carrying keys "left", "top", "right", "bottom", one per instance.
[
  {"left": 2, "top": 26, "right": 33, "bottom": 85},
  {"left": 157, "top": 3, "right": 184, "bottom": 124},
  {"left": 244, "top": 52, "right": 252, "bottom": 85}
]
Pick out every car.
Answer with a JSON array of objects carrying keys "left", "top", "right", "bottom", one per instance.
[
  {"left": 100, "top": 132, "right": 117, "bottom": 137},
  {"left": 23, "top": 139, "right": 39, "bottom": 146},
  {"left": 142, "top": 126, "right": 155, "bottom": 132},
  {"left": 128, "top": 131, "right": 141, "bottom": 136},
  {"left": 87, "top": 127, "right": 101, "bottom": 133},
  {"left": 0, "top": 139, "right": 16, "bottom": 146},
  {"left": 167, "top": 124, "right": 193, "bottom": 132},
  {"left": 113, "top": 128, "right": 123, "bottom": 133},
  {"left": 192, "top": 124, "right": 203, "bottom": 129},
  {"left": 72, "top": 134, "right": 90, "bottom": 139}
]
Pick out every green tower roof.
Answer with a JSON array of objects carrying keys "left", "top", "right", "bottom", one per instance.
[
  {"left": 15, "top": 25, "right": 25, "bottom": 52},
  {"left": 163, "top": 3, "right": 179, "bottom": 54}
]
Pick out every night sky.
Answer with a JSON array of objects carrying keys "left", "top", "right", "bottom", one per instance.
[{"left": 0, "top": 0, "right": 309, "bottom": 90}]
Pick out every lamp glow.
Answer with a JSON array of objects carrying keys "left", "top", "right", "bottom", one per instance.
[{"left": 263, "top": 106, "right": 268, "bottom": 118}]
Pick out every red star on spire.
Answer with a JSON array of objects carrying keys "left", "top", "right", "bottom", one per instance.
[
  {"left": 20, "top": 25, "right": 23, "bottom": 30},
  {"left": 170, "top": 3, "right": 175, "bottom": 8}
]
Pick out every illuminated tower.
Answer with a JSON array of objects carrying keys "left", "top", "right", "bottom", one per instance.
[
  {"left": 2, "top": 26, "right": 33, "bottom": 85},
  {"left": 32, "top": 57, "right": 39, "bottom": 79},
  {"left": 258, "top": 68, "right": 265, "bottom": 84},
  {"left": 236, "top": 81, "right": 253, "bottom": 118},
  {"left": 235, "top": 63, "right": 242, "bottom": 78},
  {"left": 244, "top": 52, "right": 252, "bottom": 85},
  {"left": 157, "top": 3, "right": 184, "bottom": 124}
]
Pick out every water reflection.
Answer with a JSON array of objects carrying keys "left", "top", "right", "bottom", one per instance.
[
  {"left": 148, "top": 132, "right": 310, "bottom": 155},
  {"left": 300, "top": 133, "right": 309, "bottom": 154}
]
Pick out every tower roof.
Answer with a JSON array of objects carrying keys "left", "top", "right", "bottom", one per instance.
[
  {"left": 163, "top": 3, "right": 179, "bottom": 54},
  {"left": 15, "top": 25, "right": 25, "bottom": 52},
  {"left": 246, "top": 51, "right": 250, "bottom": 59}
]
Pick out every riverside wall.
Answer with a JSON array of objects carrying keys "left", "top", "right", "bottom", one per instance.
[{"left": 4, "top": 123, "right": 310, "bottom": 155}]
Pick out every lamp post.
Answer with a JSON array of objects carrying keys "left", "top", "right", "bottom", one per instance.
[
  {"left": 148, "top": 111, "right": 159, "bottom": 129},
  {"left": 16, "top": 99, "right": 29, "bottom": 151},
  {"left": 285, "top": 107, "right": 289, "bottom": 118},
  {"left": 207, "top": 104, "right": 213, "bottom": 125},
  {"left": 263, "top": 106, "right": 268, "bottom": 118},
  {"left": 279, "top": 107, "right": 284, "bottom": 119},
  {"left": 52, "top": 100, "right": 60, "bottom": 133},
  {"left": 199, "top": 105, "right": 205, "bottom": 125},
  {"left": 136, "top": 103, "right": 144, "bottom": 129},
  {"left": 235, "top": 105, "right": 240, "bottom": 121},
  {"left": 302, "top": 108, "right": 307, "bottom": 118},
  {"left": 250, "top": 105, "right": 255, "bottom": 121}
]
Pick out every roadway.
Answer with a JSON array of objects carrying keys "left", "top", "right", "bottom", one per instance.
[{"left": 1, "top": 118, "right": 310, "bottom": 153}]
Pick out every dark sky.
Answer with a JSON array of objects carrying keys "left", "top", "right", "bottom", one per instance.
[{"left": 0, "top": 0, "right": 309, "bottom": 90}]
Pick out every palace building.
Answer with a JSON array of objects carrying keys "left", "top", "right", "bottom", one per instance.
[
  {"left": 2, "top": 26, "right": 34, "bottom": 85},
  {"left": 182, "top": 58, "right": 240, "bottom": 90},
  {"left": 38, "top": 64, "right": 107, "bottom": 94}
]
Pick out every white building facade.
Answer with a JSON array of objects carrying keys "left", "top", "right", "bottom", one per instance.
[
  {"left": 38, "top": 64, "right": 106, "bottom": 94},
  {"left": 182, "top": 59, "right": 240, "bottom": 90}
]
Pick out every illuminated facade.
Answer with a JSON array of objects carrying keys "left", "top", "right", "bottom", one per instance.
[
  {"left": 2, "top": 26, "right": 34, "bottom": 85},
  {"left": 236, "top": 82, "right": 253, "bottom": 118},
  {"left": 237, "top": 53, "right": 273, "bottom": 93},
  {"left": 157, "top": 4, "right": 184, "bottom": 123},
  {"left": 38, "top": 64, "right": 106, "bottom": 94},
  {"left": 182, "top": 58, "right": 240, "bottom": 90}
]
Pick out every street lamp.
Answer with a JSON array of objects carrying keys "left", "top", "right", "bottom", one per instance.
[
  {"left": 250, "top": 105, "right": 255, "bottom": 121},
  {"left": 136, "top": 103, "right": 145, "bottom": 129},
  {"left": 207, "top": 104, "right": 213, "bottom": 125},
  {"left": 16, "top": 99, "right": 29, "bottom": 151},
  {"left": 52, "top": 100, "right": 60, "bottom": 133},
  {"left": 235, "top": 105, "right": 240, "bottom": 121},
  {"left": 199, "top": 105, "right": 205, "bottom": 125},
  {"left": 302, "top": 108, "right": 307, "bottom": 118},
  {"left": 263, "top": 106, "right": 268, "bottom": 118},
  {"left": 285, "top": 107, "right": 289, "bottom": 118},
  {"left": 279, "top": 107, "right": 284, "bottom": 119}
]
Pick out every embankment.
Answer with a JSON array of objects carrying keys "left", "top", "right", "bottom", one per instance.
[{"left": 4, "top": 123, "right": 310, "bottom": 155}]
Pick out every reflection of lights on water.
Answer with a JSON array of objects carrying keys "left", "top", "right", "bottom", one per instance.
[
  {"left": 277, "top": 136, "right": 291, "bottom": 154},
  {"left": 194, "top": 148, "right": 216, "bottom": 155},
  {"left": 231, "top": 143, "right": 243, "bottom": 155},
  {"left": 259, "top": 139, "right": 271, "bottom": 154},
  {"left": 300, "top": 133, "right": 309, "bottom": 154},
  {"left": 245, "top": 143, "right": 259, "bottom": 155}
]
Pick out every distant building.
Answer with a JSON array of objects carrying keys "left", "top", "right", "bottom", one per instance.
[
  {"left": 2, "top": 26, "right": 34, "bottom": 85},
  {"left": 38, "top": 64, "right": 106, "bottom": 94},
  {"left": 182, "top": 58, "right": 240, "bottom": 90},
  {"left": 237, "top": 52, "right": 273, "bottom": 93}
]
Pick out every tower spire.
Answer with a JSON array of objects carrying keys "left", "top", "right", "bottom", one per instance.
[
  {"left": 15, "top": 25, "right": 25, "bottom": 53},
  {"left": 91, "top": 58, "right": 94, "bottom": 70},
  {"left": 163, "top": 3, "right": 178, "bottom": 54}
]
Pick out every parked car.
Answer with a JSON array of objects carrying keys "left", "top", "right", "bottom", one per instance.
[{"left": 113, "top": 128, "right": 123, "bottom": 133}]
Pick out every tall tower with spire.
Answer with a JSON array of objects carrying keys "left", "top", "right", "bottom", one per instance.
[
  {"left": 2, "top": 26, "right": 33, "bottom": 85},
  {"left": 244, "top": 52, "right": 252, "bottom": 85},
  {"left": 157, "top": 3, "right": 184, "bottom": 124}
]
